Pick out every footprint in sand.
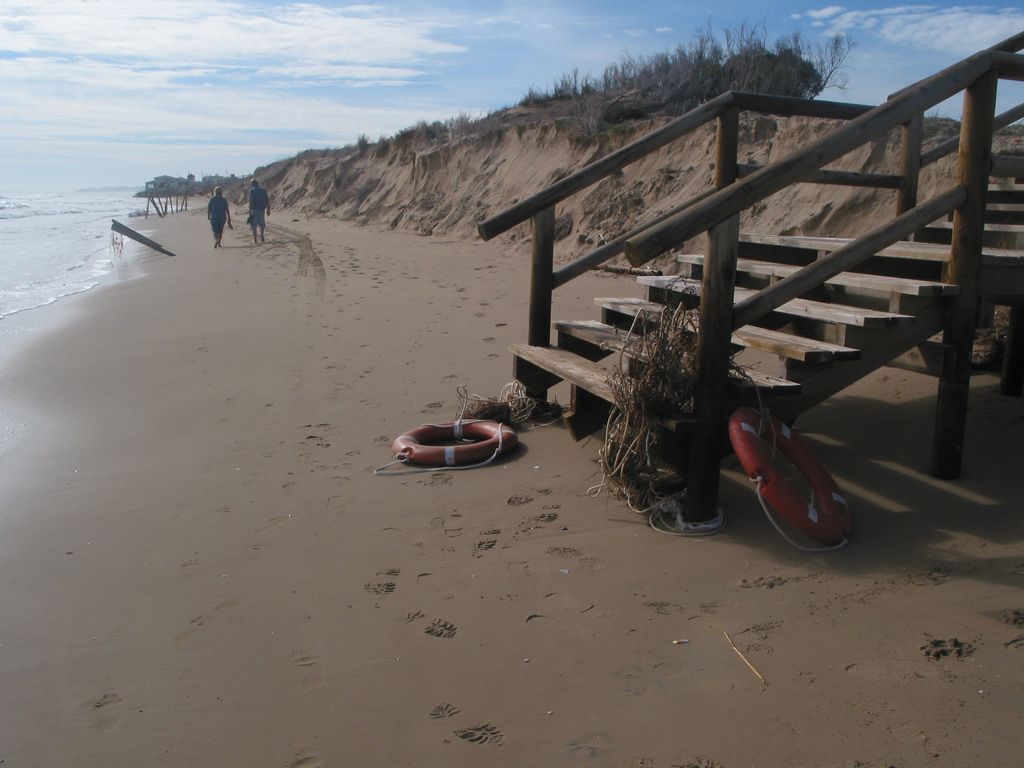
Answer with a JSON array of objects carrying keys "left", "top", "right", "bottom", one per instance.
[
  {"left": 89, "top": 692, "right": 122, "bottom": 731},
  {"left": 546, "top": 546, "right": 582, "bottom": 559},
  {"left": 93, "top": 692, "right": 122, "bottom": 708},
  {"left": 419, "top": 473, "right": 452, "bottom": 487},
  {"left": 507, "top": 494, "right": 533, "bottom": 506},
  {"left": 290, "top": 650, "right": 324, "bottom": 688},
  {"left": 473, "top": 539, "right": 497, "bottom": 556},
  {"left": 430, "top": 703, "right": 460, "bottom": 719},
  {"left": 738, "top": 575, "right": 788, "bottom": 589},
  {"left": 643, "top": 601, "right": 684, "bottom": 616},
  {"left": 364, "top": 582, "right": 396, "bottom": 595},
  {"left": 920, "top": 637, "right": 977, "bottom": 660},
  {"left": 424, "top": 619, "right": 458, "bottom": 639},
  {"left": 454, "top": 723, "right": 505, "bottom": 746},
  {"left": 1002, "top": 609, "right": 1024, "bottom": 628},
  {"left": 286, "top": 749, "right": 323, "bottom": 768}
]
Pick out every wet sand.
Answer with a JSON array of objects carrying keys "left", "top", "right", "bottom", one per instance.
[{"left": 0, "top": 209, "right": 1022, "bottom": 767}]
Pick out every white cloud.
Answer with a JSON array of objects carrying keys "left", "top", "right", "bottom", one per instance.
[
  {"left": 801, "top": 5, "right": 1024, "bottom": 54},
  {"left": 806, "top": 6, "right": 846, "bottom": 20},
  {"left": 0, "top": 2, "right": 465, "bottom": 75}
]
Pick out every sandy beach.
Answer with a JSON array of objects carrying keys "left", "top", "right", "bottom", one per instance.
[{"left": 1, "top": 209, "right": 1023, "bottom": 767}]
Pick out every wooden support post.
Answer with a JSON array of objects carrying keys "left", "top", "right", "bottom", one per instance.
[
  {"left": 528, "top": 206, "right": 556, "bottom": 348},
  {"left": 931, "top": 70, "right": 998, "bottom": 479},
  {"left": 684, "top": 106, "right": 739, "bottom": 523},
  {"left": 565, "top": 386, "right": 611, "bottom": 441},
  {"left": 1000, "top": 305, "right": 1024, "bottom": 396},
  {"left": 897, "top": 112, "right": 923, "bottom": 216}
]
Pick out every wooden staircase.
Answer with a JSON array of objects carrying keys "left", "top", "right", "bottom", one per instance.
[{"left": 480, "top": 31, "right": 1024, "bottom": 523}]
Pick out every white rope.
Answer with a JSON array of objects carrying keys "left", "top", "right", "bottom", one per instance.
[
  {"left": 649, "top": 503, "right": 727, "bottom": 537},
  {"left": 752, "top": 476, "right": 848, "bottom": 552}
]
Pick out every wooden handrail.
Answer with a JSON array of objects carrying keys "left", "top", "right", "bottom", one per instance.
[
  {"left": 731, "top": 92, "right": 874, "bottom": 120},
  {"left": 993, "top": 154, "right": 1024, "bottom": 178},
  {"left": 987, "top": 29, "right": 1024, "bottom": 53},
  {"left": 887, "top": 31, "right": 1024, "bottom": 101},
  {"left": 476, "top": 92, "right": 735, "bottom": 240},
  {"left": 732, "top": 186, "right": 965, "bottom": 328},
  {"left": 921, "top": 101, "right": 1024, "bottom": 168},
  {"left": 737, "top": 164, "right": 904, "bottom": 189},
  {"left": 623, "top": 51, "right": 994, "bottom": 266},
  {"left": 993, "top": 51, "right": 1024, "bottom": 81},
  {"left": 552, "top": 186, "right": 717, "bottom": 288}
]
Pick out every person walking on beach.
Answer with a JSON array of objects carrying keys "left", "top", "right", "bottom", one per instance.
[
  {"left": 207, "top": 186, "right": 232, "bottom": 248},
  {"left": 248, "top": 178, "right": 270, "bottom": 244}
]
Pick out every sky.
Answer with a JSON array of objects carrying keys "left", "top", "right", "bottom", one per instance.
[{"left": 1, "top": 1, "right": 1022, "bottom": 191}]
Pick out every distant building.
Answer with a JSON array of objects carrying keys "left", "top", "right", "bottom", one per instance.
[
  {"left": 144, "top": 175, "right": 191, "bottom": 195},
  {"left": 199, "top": 173, "right": 239, "bottom": 193}
]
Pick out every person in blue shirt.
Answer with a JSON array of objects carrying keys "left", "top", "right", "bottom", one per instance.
[
  {"left": 248, "top": 178, "right": 271, "bottom": 244},
  {"left": 206, "top": 186, "right": 232, "bottom": 248}
]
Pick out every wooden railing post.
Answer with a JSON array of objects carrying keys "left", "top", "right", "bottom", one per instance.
[
  {"left": 931, "top": 70, "right": 998, "bottom": 479},
  {"left": 1001, "top": 306, "right": 1024, "bottom": 396},
  {"left": 897, "top": 112, "right": 923, "bottom": 215},
  {"left": 528, "top": 206, "right": 556, "bottom": 347},
  {"left": 684, "top": 106, "right": 740, "bottom": 523}
]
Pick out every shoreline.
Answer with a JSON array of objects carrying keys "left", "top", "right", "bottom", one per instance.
[
  {"left": 0, "top": 215, "right": 168, "bottom": 460},
  {"left": 1, "top": 209, "right": 1022, "bottom": 766}
]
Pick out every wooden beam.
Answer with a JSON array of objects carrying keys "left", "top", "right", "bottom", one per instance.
[
  {"left": 1000, "top": 305, "right": 1024, "bottom": 396},
  {"left": 992, "top": 154, "right": 1024, "bottom": 178},
  {"left": 565, "top": 386, "right": 612, "bottom": 441},
  {"left": 932, "top": 70, "right": 999, "bottom": 479},
  {"left": 731, "top": 92, "right": 875, "bottom": 120},
  {"left": 477, "top": 92, "right": 735, "bottom": 240},
  {"left": 528, "top": 206, "right": 555, "bottom": 347},
  {"left": 921, "top": 101, "right": 1024, "bottom": 167},
  {"left": 986, "top": 30, "right": 1024, "bottom": 53},
  {"left": 898, "top": 112, "right": 923, "bottom": 215},
  {"left": 684, "top": 106, "right": 739, "bottom": 524},
  {"left": 732, "top": 186, "right": 965, "bottom": 328},
  {"left": 110, "top": 219, "right": 176, "bottom": 257},
  {"left": 624, "top": 51, "right": 993, "bottom": 266},
  {"left": 737, "top": 164, "right": 904, "bottom": 189},
  {"left": 772, "top": 302, "right": 946, "bottom": 422},
  {"left": 992, "top": 52, "right": 1024, "bottom": 81}
]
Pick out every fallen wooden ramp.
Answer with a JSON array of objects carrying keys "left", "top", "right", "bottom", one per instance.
[{"left": 111, "top": 219, "right": 176, "bottom": 257}]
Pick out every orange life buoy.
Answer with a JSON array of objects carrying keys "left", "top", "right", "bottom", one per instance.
[
  {"left": 728, "top": 407, "right": 852, "bottom": 545},
  {"left": 391, "top": 420, "right": 517, "bottom": 466}
]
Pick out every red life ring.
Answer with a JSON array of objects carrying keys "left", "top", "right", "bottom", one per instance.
[
  {"left": 391, "top": 420, "right": 517, "bottom": 466},
  {"left": 728, "top": 407, "right": 852, "bottom": 545}
]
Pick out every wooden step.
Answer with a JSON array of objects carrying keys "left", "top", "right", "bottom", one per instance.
[
  {"left": 561, "top": 314, "right": 859, "bottom": 365},
  {"left": 987, "top": 188, "right": 1024, "bottom": 205},
  {"left": 637, "top": 275, "right": 916, "bottom": 327},
  {"left": 926, "top": 219, "right": 1024, "bottom": 232},
  {"left": 676, "top": 254, "right": 960, "bottom": 296},
  {"left": 738, "top": 233, "right": 1024, "bottom": 265},
  {"left": 510, "top": 343, "right": 699, "bottom": 439},
  {"left": 512, "top": 343, "right": 614, "bottom": 401},
  {"left": 586, "top": 307, "right": 801, "bottom": 396}
]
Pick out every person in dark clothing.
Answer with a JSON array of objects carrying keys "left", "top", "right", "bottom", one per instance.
[
  {"left": 206, "top": 186, "right": 232, "bottom": 248},
  {"left": 248, "top": 178, "right": 270, "bottom": 243}
]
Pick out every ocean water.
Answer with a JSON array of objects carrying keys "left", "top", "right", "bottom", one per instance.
[
  {"left": 0, "top": 189, "right": 153, "bottom": 455},
  {"left": 0, "top": 189, "right": 147, "bottom": 320}
]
